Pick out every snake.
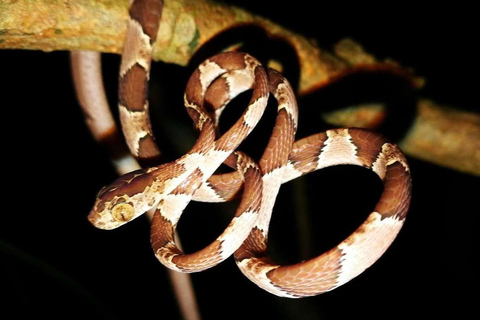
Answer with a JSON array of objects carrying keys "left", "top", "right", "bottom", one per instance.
[{"left": 86, "top": 0, "right": 412, "bottom": 297}]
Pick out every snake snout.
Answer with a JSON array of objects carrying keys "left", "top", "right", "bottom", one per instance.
[
  {"left": 88, "top": 208, "right": 116, "bottom": 230},
  {"left": 88, "top": 209, "right": 105, "bottom": 228}
]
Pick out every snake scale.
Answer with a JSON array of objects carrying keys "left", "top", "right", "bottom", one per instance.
[{"left": 84, "top": 0, "right": 412, "bottom": 297}]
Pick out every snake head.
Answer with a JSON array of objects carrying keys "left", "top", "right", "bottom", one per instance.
[{"left": 88, "top": 168, "right": 157, "bottom": 230}]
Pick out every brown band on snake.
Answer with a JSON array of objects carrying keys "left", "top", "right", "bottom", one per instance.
[
  {"left": 194, "top": 171, "right": 244, "bottom": 203},
  {"left": 129, "top": 0, "right": 164, "bottom": 43},
  {"left": 289, "top": 132, "right": 327, "bottom": 173},
  {"left": 204, "top": 76, "right": 231, "bottom": 116},
  {"left": 348, "top": 128, "right": 390, "bottom": 167},
  {"left": 119, "top": 65, "right": 149, "bottom": 112},
  {"left": 259, "top": 69, "right": 298, "bottom": 173},
  {"left": 375, "top": 161, "right": 412, "bottom": 220},
  {"left": 233, "top": 156, "right": 263, "bottom": 216},
  {"left": 266, "top": 247, "right": 344, "bottom": 295},
  {"left": 234, "top": 227, "right": 269, "bottom": 261},
  {"left": 170, "top": 168, "right": 205, "bottom": 196}
]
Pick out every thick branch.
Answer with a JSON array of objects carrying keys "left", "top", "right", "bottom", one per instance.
[
  {"left": 0, "top": 0, "right": 421, "bottom": 94},
  {"left": 400, "top": 99, "right": 480, "bottom": 176}
]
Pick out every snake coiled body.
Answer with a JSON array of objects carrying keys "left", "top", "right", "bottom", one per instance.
[{"left": 86, "top": 0, "right": 412, "bottom": 297}]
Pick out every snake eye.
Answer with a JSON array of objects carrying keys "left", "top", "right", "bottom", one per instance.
[{"left": 112, "top": 203, "right": 135, "bottom": 222}]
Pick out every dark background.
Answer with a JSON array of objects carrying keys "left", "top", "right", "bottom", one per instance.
[{"left": 0, "top": 1, "right": 477, "bottom": 319}]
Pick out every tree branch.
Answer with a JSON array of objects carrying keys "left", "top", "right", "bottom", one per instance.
[
  {"left": 2, "top": 0, "right": 478, "bottom": 176},
  {"left": 0, "top": 0, "right": 421, "bottom": 94}
]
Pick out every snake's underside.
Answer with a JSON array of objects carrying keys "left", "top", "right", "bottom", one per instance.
[{"left": 84, "top": 0, "right": 412, "bottom": 297}]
